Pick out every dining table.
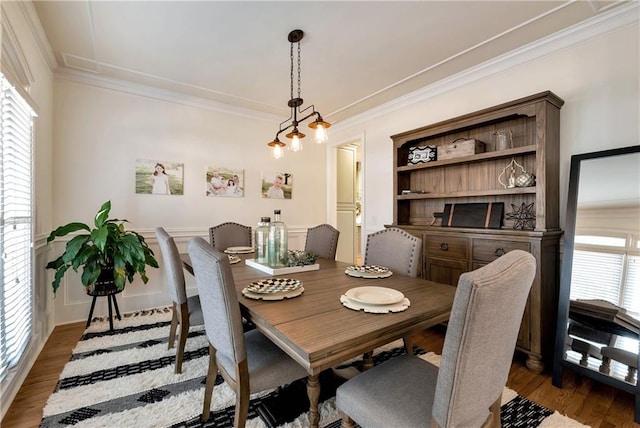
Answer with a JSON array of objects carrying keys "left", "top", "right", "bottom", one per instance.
[{"left": 181, "top": 253, "right": 456, "bottom": 428}]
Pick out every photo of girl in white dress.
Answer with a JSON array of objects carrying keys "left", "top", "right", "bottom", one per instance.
[
  {"left": 135, "top": 159, "right": 184, "bottom": 195},
  {"left": 149, "top": 163, "right": 170, "bottom": 194}
]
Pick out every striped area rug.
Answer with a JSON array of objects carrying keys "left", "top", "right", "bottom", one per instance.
[{"left": 40, "top": 308, "right": 587, "bottom": 428}]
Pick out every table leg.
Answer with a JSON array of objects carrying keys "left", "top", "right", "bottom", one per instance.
[{"left": 307, "top": 373, "right": 320, "bottom": 428}]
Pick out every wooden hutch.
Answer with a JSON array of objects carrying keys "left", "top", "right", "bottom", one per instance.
[{"left": 390, "top": 91, "right": 564, "bottom": 372}]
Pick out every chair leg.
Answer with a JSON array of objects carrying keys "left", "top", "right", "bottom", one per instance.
[
  {"left": 480, "top": 395, "right": 502, "bottom": 428},
  {"left": 175, "top": 304, "right": 189, "bottom": 374},
  {"left": 341, "top": 414, "right": 356, "bottom": 428},
  {"left": 168, "top": 302, "right": 178, "bottom": 350},
  {"left": 234, "top": 360, "right": 250, "bottom": 428},
  {"left": 202, "top": 345, "right": 217, "bottom": 422},
  {"left": 86, "top": 295, "right": 98, "bottom": 328},
  {"left": 599, "top": 356, "right": 611, "bottom": 375},
  {"left": 403, "top": 335, "right": 414, "bottom": 355},
  {"left": 362, "top": 351, "right": 374, "bottom": 371}
]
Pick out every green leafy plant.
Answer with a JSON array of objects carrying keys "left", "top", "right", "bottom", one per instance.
[
  {"left": 45, "top": 201, "right": 159, "bottom": 295},
  {"left": 286, "top": 250, "right": 318, "bottom": 267}
]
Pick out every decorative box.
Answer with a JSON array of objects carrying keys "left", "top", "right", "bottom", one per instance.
[
  {"left": 437, "top": 138, "right": 485, "bottom": 160},
  {"left": 407, "top": 145, "right": 437, "bottom": 165}
]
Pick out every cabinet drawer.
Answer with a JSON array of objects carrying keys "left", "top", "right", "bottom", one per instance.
[
  {"left": 424, "top": 236, "right": 468, "bottom": 259},
  {"left": 473, "top": 239, "right": 530, "bottom": 262}
]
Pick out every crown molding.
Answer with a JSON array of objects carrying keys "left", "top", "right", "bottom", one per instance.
[
  {"left": 54, "top": 67, "right": 282, "bottom": 122},
  {"left": 17, "top": 0, "right": 57, "bottom": 72},
  {"left": 333, "top": 1, "right": 639, "bottom": 131}
]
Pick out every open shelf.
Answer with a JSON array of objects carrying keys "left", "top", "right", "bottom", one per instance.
[
  {"left": 397, "top": 186, "right": 536, "bottom": 200},
  {"left": 397, "top": 145, "right": 536, "bottom": 172}
]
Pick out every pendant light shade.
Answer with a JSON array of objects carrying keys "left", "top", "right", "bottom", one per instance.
[{"left": 268, "top": 139, "right": 286, "bottom": 159}]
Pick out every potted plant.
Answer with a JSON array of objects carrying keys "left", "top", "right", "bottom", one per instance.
[{"left": 46, "top": 200, "right": 159, "bottom": 295}]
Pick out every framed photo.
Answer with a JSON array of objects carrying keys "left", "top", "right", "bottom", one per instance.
[
  {"left": 135, "top": 159, "right": 184, "bottom": 195},
  {"left": 206, "top": 167, "right": 244, "bottom": 197},
  {"left": 262, "top": 172, "right": 292, "bottom": 199}
]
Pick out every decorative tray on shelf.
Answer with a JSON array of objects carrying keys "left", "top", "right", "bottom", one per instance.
[{"left": 245, "top": 259, "right": 320, "bottom": 275}]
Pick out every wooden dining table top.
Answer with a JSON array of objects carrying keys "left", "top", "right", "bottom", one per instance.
[{"left": 181, "top": 254, "right": 456, "bottom": 375}]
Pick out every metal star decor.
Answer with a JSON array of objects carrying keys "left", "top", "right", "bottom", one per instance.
[{"left": 506, "top": 202, "right": 535, "bottom": 230}]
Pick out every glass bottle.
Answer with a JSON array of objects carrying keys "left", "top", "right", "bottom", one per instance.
[
  {"left": 268, "top": 209, "right": 288, "bottom": 268},
  {"left": 255, "top": 217, "right": 270, "bottom": 265}
]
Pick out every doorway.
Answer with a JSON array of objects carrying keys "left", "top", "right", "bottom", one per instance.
[{"left": 334, "top": 141, "right": 362, "bottom": 263}]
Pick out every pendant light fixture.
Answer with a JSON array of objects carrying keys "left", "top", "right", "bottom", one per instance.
[{"left": 267, "top": 29, "right": 331, "bottom": 159}]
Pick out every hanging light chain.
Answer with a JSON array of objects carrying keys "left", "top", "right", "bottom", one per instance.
[
  {"left": 289, "top": 41, "right": 295, "bottom": 101},
  {"left": 297, "top": 41, "right": 301, "bottom": 100}
]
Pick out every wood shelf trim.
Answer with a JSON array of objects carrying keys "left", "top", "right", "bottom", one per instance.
[
  {"left": 397, "top": 145, "right": 536, "bottom": 172},
  {"left": 397, "top": 187, "right": 536, "bottom": 200},
  {"left": 390, "top": 90, "right": 564, "bottom": 142}
]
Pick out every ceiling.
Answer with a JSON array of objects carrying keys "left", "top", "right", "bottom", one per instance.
[{"left": 33, "top": 1, "right": 627, "bottom": 124}]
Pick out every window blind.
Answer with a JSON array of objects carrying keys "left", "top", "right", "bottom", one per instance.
[
  {"left": 569, "top": 249, "right": 624, "bottom": 304},
  {"left": 0, "top": 73, "right": 34, "bottom": 382}
]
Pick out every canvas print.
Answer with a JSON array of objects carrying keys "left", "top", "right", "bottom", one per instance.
[
  {"left": 135, "top": 159, "right": 184, "bottom": 195},
  {"left": 262, "top": 172, "right": 292, "bottom": 199},
  {"left": 206, "top": 167, "right": 244, "bottom": 197}
]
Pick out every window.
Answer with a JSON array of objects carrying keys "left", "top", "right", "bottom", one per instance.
[
  {"left": 568, "top": 231, "right": 640, "bottom": 379},
  {"left": 570, "top": 235, "right": 640, "bottom": 320},
  {"left": 0, "top": 73, "right": 34, "bottom": 382}
]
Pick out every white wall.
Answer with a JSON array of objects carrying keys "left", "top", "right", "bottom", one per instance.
[{"left": 329, "top": 13, "right": 639, "bottom": 244}]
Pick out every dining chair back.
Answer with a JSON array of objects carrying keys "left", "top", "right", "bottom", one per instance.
[
  {"left": 187, "top": 237, "right": 308, "bottom": 425},
  {"left": 336, "top": 249, "right": 536, "bottom": 428},
  {"left": 155, "top": 227, "right": 203, "bottom": 374},
  {"left": 364, "top": 227, "right": 422, "bottom": 276},
  {"left": 209, "top": 221, "right": 252, "bottom": 251},
  {"left": 304, "top": 224, "right": 340, "bottom": 259}
]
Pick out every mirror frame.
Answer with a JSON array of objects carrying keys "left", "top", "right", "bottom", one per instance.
[{"left": 552, "top": 145, "right": 640, "bottom": 423}]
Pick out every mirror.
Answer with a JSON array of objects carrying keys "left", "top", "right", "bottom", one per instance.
[{"left": 552, "top": 145, "right": 640, "bottom": 423}]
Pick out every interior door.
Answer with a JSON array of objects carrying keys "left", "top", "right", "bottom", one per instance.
[{"left": 336, "top": 145, "right": 357, "bottom": 263}]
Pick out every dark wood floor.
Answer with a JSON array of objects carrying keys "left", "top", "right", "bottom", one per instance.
[{"left": 2, "top": 323, "right": 638, "bottom": 427}]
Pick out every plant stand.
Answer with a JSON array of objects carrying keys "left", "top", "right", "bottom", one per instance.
[{"left": 86, "top": 283, "right": 123, "bottom": 331}]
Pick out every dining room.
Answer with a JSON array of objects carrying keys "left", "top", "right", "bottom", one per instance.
[{"left": 1, "top": 1, "right": 640, "bottom": 426}]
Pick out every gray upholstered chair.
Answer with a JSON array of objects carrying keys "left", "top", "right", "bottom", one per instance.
[
  {"left": 336, "top": 250, "right": 536, "bottom": 428},
  {"left": 364, "top": 227, "right": 422, "bottom": 277},
  {"left": 305, "top": 223, "right": 340, "bottom": 259},
  {"left": 208, "top": 221, "right": 252, "bottom": 251},
  {"left": 362, "top": 227, "right": 423, "bottom": 355},
  {"left": 187, "top": 237, "right": 308, "bottom": 425},
  {"left": 155, "top": 227, "right": 204, "bottom": 374}
]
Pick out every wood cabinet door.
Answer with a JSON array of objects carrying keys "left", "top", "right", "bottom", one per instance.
[{"left": 426, "top": 257, "right": 468, "bottom": 286}]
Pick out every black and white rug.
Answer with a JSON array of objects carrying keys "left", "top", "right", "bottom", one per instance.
[{"left": 40, "top": 308, "right": 587, "bottom": 428}]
